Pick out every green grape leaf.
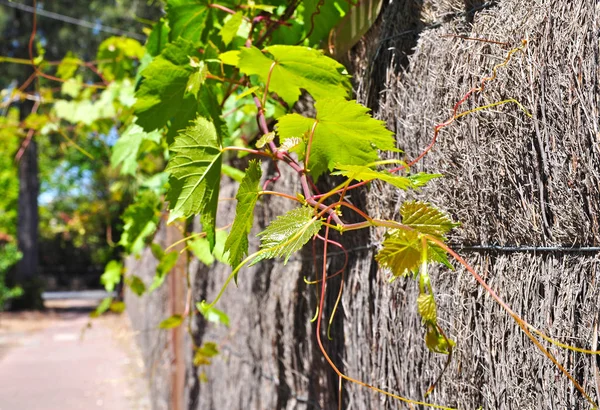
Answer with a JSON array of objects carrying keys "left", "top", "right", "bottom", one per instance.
[
  {"left": 119, "top": 191, "right": 162, "bottom": 255},
  {"left": 188, "top": 230, "right": 228, "bottom": 266},
  {"left": 425, "top": 324, "right": 455, "bottom": 355},
  {"left": 237, "top": 45, "right": 350, "bottom": 106},
  {"left": 408, "top": 172, "right": 442, "bottom": 187},
  {"left": 165, "top": 117, "right": 223, "bottom": 249},
  {"left": 252, "top": 207, "right": 322, "bottom": 265},
  {"left": 375, "top": 229, "right": 421, "bottom": 277},
  {"left": 332, "top": 164, "right": 415, "bottom": 190},
  {"left": 225, "top": 160, "right": 262, "bottom": 267},
  {"left": 134, "top": 38, "right": 202, "bottom": 132},
  {"left": 417, "top": 293, "right": 437, "bottom": 323},
  {"left": 277, "top": 99, "right": 395, "bottom": 178},
  {"left": 159, "top": 314, "right": 184, "bottom": 329},
  {"left": 400, "top": 201, "right": 458, "bottom": 238},
  {"left": 167, "top": 0, "right": 210, "bottom": 42},
  {"left": 97, "top": 37, "right": 145, "bottom": 81},
  {"left": 100, "top": 260, "right": 123, "bottom": 292},
  {"left": 220, "top": 12, "right": 244, "bottom": 45},
  {"left": 56, "top": 53, "right": 80, "bottom": 80},
  {"left": 197, "top": 301, "right": 230, "bottom": 327},
  {"left": 222, "top": 164, "right": 245, "bottom": 182},
  {"left": 193, "top": 342, "right": 219, "bottom": 366},
  {"left": 185, "top": 59, "right": 208, "bottom": 98},
  {"left": 150, "top": 250, "right": 179, "bottom": 292},
  {"left": 219, "top": 50, "right": 240, "bottom": 66},
  {"left": 126, "top": 275, "right": 147, "bottom": 296},
  {"left": 146, "top": 18, "right": 170, "bottom": 57},
  {"left": 111, "top": 123, "right": 161, "bottom": 176},
  {"left": 427, "top": 244, "right": 454, "bottom": 270},
  {"left": 110, "top": 301, "right": 126, "bottom": 314},
  {"left": 90, "top": 297, "right": 113, "bottom": 318}
]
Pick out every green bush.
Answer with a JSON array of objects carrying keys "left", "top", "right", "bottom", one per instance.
[{"left": 0, "top": 242, "right": 23, "bottom": 310}]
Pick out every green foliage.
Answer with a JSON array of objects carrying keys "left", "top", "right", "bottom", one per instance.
[
  {"left": 277, "top": 99, "right": 395, "bottom": 178},
  {"left": 400, "top": 201, "right": 458, "bottom": 238},
  {"left": 119, "top": 191, "right": 162, "bottom": 255},
  {"left": 100, "top": 260, "right": 123, "bottom": 293},
  {"left": 111, "top": 123, "right": 162, "bottom": 176},
  {"left": 150, "top": 243, "right": 180, "bottom": 292},
  {"left": 97, "top": 37, "right": 145, "bottom": 81},
  {"left": 224, "top": 160, "right": 262, "bottom": 267},
  {"left": 134, "top": 38, "right": 204, "bottom": 132},
  {"left": 126, "top": 275, "right": 147, "bottom": 296},
  {"left": 188, "top": 230, "right": 228, "bottom": 266},
  {"left": 253, "top": 207, "right": 323, "bottom": 265},
  {"left": 165, "top": 117, "right": 223, "bottom": 248},
  {"left": 166, "top": 0, "right": 210, "bottom": 43},
  {"left": 235, "top": 46, "right": 350, "bottom": 106},
  {"left": 159, "top": 314, "right": 184, "bottom": 329},
  {"left": 0, "top": 242, "right": 23, "bottom": 310},
  {"left": 197, "top": 301, "right": 230, "bottom": 327}
]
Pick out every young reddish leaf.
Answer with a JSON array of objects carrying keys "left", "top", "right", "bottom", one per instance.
[
  {"left": 237, "top": 45, "right": 350, "bottom": 106},
  {"left": 277, "top": 99, "right": 395, "bottom": 178},
  {"left": 253, "top": 207, "right": 322, "bottom": 265},
  {"left": 159, "top": 314, "right": 184, "bottom": 329},
  {"left": 225, "top": 160, "right": 262, "bottom": 267},
  {"left": 166, "top": 117, "right": 222, "bottom": 249},
  {"left": 400, "top": 201, "right": 458, "bottom": 238}
]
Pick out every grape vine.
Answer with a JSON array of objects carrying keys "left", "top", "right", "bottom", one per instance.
[{"left": 4, "top": 0, "right": 600, "bottom": 408}]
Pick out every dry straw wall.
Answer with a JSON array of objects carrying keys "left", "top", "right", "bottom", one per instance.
[{"left": 127, "top": 0, "right": 600, "bottom": 409}]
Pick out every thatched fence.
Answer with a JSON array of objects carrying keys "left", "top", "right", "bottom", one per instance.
[{"left": 126, "top": 0, "right": 600, "bottom": 408}]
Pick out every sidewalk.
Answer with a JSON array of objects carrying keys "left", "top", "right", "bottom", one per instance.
[{"left": 0, "top": 296, "right": 150, "bottom": 410}]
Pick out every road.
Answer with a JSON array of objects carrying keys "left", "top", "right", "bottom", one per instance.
[{"left": 0, "top": 293, "right": 150, "bottom": 410}]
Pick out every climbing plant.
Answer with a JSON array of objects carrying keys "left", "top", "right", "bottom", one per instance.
[{"left": 3, "top": 1, "right": 600, "bottom": 408}]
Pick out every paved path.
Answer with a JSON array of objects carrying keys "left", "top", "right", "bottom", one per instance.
[{"left": 0, "top": 297, "right": 150, "bottom": 410}]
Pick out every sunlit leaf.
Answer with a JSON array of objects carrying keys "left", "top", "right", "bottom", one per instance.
[
  {"left": 134, "top": 38, "right": 203, "bottom": 132},
  {"left": 417, "top": 293, "right": 437, "bottom": 323},
  {"left": 253, "top": 207, "right": 322, "bottom": 265},
  {"left": 400, "top": 201, "right": 458, "bottom": 238},
  {"left": 425, "top": 324, "right": 455, "bottom": 355},
  {"left": 375, "top": 229, "right": 421, "bottom": 277},
  {"left": 332, "top": 164, "right": 415, "bottom": 190},
  {"left": 220, "top": 12, "right": 244, "bottom": 45},
  {"left": 165, "top": 116, "right": 223, "bottom": 249},
  {"left": 100, "top": 260, "right": 123, "bottom": 292},
  {"left": 97, "top": 37, "right": 145, "bottom": 81},
  {"left": 111, "top": 123, "right": 161, "bottom": 176},
  {"left": 236, "top": 45, "right": 350, "bottom": 106},
  {"left": 159, "top": 314, "right": 184, "bottom": 329},
  {"left": 119, "top": 191, "right": 161, "bottom": 255},
  {"left": 197, "top": 301, "right": 230, "bottom": 327},
  {"left": 277, "top": 99, "right": 395, "bottom": 178},
  {"left": 167, "top": 0, "right": 210, "bottom": 43},
  {"left": 225, "top": 160, "right": 262, "bottom": 267}
]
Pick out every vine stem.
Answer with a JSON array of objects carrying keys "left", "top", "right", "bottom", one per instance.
[
  {"left": 425, "top": 235, "right": 597, "bottom": 407},
  {"left": 315, "top": 215, "right": 455, "bottom": 409}
]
